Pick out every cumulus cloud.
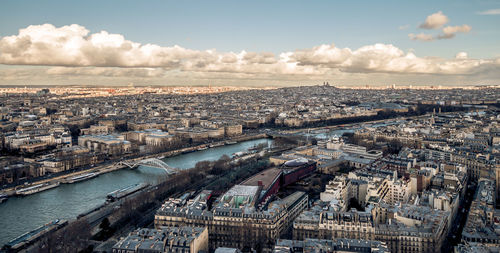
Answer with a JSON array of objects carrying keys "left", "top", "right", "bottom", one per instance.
[
  {"left": 438, "top": 25, "right": 471, "bottom": 39},
  {"left": 287, "top": 43, "right": 499, "bottom": 75},
  {"left": 410, "top": 25, "right": 471, "bottom": 41},
  {"left": 0, "top": 23, "right": 499, "bottom": 83},
  {"left": 455, "top": 52, "right": 468, "bottom": 59},
  {"left": 411, "top": 12, "right": 471, "bottom": 41},
  {"left": 0, "top": 24, "right": 322, "bottom": 76},
  {"left": 477, "top": 9, "right": 500, "bottom": 15},
  {"left": 0, "top": 24, "right": 207, "bottom": 68},
  {"left": 419, "top": 11, "right": 449, "bottom": 29},
  {"left": 289, "top": 44, "right": 351, "bottom": 66}
]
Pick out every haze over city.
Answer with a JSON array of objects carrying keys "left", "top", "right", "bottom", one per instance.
[{"left": 1, "top": 0, "right": 500, "bottom": 87}]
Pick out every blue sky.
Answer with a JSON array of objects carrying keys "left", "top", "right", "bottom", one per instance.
[{"left": 0, "top": 0, "right": 499, "bottom": 86}]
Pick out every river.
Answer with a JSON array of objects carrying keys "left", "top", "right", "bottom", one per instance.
[{"left": 0, "top": 138, "right": 272, "bottom": 246}]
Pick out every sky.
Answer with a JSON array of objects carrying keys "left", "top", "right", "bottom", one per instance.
[{"left": 0, "top": 0, "right": 499, "bottom": 87}]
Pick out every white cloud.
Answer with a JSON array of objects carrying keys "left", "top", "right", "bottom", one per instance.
[
  {"left": 411, "top": 12, "right": 471, "bottom": 41},
  {"left": 0, "top": 24, "right": 207, "bottom": 68},
  {"left": 0, "top": 23, "right": 498, "bottom": 85},
  {"left": 477, "top": 9, "right": 500, "bottom": 15},
  {"left": 419, "top": 11, "right": 449, "bottom": 29},
  {"left": 438, "top": 25, "right": 472, "bottom": 39},
  {"left": 287, "top": 43, "right": 499, "bottom": 75},
  {"left": 455, "top": 52, "right": 468, "bottom": 59},
  {"left": 289, "top": 43, "right": 352, "bottom": 66}
]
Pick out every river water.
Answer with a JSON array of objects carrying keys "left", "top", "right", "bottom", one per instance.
[{"left": 0, "top": 138, "right": 272, "bottom": 246}]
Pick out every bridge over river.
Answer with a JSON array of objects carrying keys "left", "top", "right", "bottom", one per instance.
[{"left": 119, "top": 158, "right": 179, "bottom": 175}]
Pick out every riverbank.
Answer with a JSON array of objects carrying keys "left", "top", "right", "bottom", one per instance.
[
  {"left": 132, "top": 133, "right": 268, "bottom": 161},
  {"left": 0, "top": 115, "right": 409, "bottom": 197},
  {"left": 0, "top": 133, "right": 269, "bottom": 198},
  {"left": 0, "top": 138, "right": 273, "bottom": 247},
  {"left": 6, "top": 140, "right": 280, "bottom": 252},
  {"left": 30, "top": 145, "right": 286, "bottom": 252},
  {"left": 1, "top": 112, "right": 431, "bottom": 197}
]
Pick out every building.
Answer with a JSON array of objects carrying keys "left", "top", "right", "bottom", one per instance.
[
  {"left": 224, "top": 123, "right": 242, "bottom": 137},
  {"left": 112, "top": 226, "right": 208, "bottom": 253},
  {"left": 0, "top": 158, "right": 43, "bottom": 184},
  {"left": 461, "top": 179, "right": 500, "bottom": 246},
  {"left": 78, "top": 134, "right": 131, "bottom": 156},
  {"left": 293, "top": 202, "right": 450, "bottom": 253},
  {"left": 274, "top": 238, "right": 390, "bottom": 253},
  {"left": 80, "top": 125, "right": 111, "bottom": 136},
  {"left": 155, "top": 190, "right": 308, "bottom": 251}
]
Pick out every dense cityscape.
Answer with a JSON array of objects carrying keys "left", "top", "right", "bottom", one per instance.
[
  {"left": 2, "top": 1, "right": 500, "bottom": 252},
  {"left": 0, "top": 85, "right": 498, "bottom": 253}
]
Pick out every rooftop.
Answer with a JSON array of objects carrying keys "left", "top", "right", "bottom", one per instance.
[{"left": 241, "top": 167, "right": 282, "bottom": 191}]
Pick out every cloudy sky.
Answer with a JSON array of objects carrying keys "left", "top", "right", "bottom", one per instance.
[{"left": 0, "top": 0, "right": 499, "bottom": 87}]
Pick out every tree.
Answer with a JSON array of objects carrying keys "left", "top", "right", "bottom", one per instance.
[
  {"left": 212, "top": 155, "right": 231, "bottom": 175},
  {"left": 195, "top": 160, "right": 212, "bottom": 171},
  {"left": 99, "top": 217, "right": 110, "bottom": 231},
  {"left": 46, "top": 218, "right": 92, "bottom": 252}
]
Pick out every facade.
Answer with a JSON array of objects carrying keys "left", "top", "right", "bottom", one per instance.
[
  {"left": 155, "top": 190, "right": 308, "bottom": 251},
  {"left": 80, "top": 125, "right": 111, "bottom": 136},
  {"left": 293, "top": 204, "right": 449, "bottom": 253},
  {"left": 224, "top": 123, "right": 242, "bottom": 137},
  {"left": 0, "top": 159, "right": 42, "bottom": 184},
  {"left": 41, "top": 148, "right": 105, "bottom": 173},
  {"left": 78, "top": 134, "right": 131, "bottom": 156}
]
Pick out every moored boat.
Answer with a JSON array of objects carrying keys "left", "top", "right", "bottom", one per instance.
[
  {"left": 209, "top": 142, "right": 224, "bottom": 148},
  {"left": 106, "top": 183, "right": 149, "bottom": 203},
  {"left": 62, "top": 172, "right": 99, "bottom": 184},
  {"left": 3, "top": 219, "right": 67, "bottom": 251},
  {"left": 15, "top": 182, "right": 60, "bottom": 196},
  {"left": 0, "top": 194, "right": 8, "bottom": 203}
]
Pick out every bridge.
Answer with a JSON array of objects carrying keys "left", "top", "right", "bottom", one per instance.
[{"left": 119, "top": 158, "right": 179, "bottom": 174}]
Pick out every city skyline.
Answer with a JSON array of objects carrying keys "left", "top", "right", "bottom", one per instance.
[
  {"left": 1, "top": 85, "right": 498, "bottom": 252},
  {"left": 0, "top": 0, "right": 500, "bottom": 87}
]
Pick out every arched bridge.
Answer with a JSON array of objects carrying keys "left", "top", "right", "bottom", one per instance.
[{"left": 119, "top": 158, "right": 179, "bottom": 174}]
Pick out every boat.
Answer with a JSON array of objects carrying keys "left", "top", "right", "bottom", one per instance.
[
  {"left": 197, "top": 147, "right": 208, "bottom": 151},
  {"left": 225, "top": 141, "right": 237, "bottom": 145},
  {"left": 0, "top": 194, "right": 7, "bottom": 203},
  {"left": 15, "top": 182, "right": 60, "bottom": 196},
  {"left": 232, "top": 151, "right": 247, "bottom": 157},
  {"left": 209, "top": 143, "right": 224, "bottom": 148},
  {"left": 62, "top": 172, "right": 99, "bottom": 184},
  {"left": 3, "top": 219, "right": 67, "bottom": 251},
  {"left": 106, "top": 183, "right": 149, "bottom": 203},
  {"left": 249, "top": 144, "right": 265, "bottom": 151}
]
